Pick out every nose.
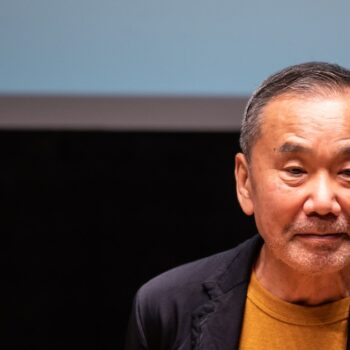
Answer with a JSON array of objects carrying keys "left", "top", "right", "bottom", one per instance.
[{"left": 303, "top": 172, "right": 341, "bottom": 216}]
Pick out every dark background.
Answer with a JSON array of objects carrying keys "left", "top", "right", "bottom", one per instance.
[{"left": 2, "top": 131, "right": 256, "bottom": 349}]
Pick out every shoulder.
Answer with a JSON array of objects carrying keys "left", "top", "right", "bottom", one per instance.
[
  {"left": 140, "top": 242, "right": 245, "bottom": 303},
  {"left": 140, "top": 235, "right": 260, "bottom": 300},
  {"left": 125, "top": 235, "right": 262, "bottom": 349}
]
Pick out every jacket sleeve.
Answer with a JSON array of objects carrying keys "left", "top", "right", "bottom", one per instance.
[{"left": 124, "top": 291, "right": 149, "bottom": 350}]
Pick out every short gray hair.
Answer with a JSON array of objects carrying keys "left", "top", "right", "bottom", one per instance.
[{"left": 240, "top": 62, "right": 350, "bottom": 159}]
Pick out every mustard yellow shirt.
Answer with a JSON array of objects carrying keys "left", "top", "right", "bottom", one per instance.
[{"left": 239, "top": 272, "right": 350, "bottom": 350}]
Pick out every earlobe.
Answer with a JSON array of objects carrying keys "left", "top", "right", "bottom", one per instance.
[{"left": 235, "top": 153, "right": 254, "bottom": 216}]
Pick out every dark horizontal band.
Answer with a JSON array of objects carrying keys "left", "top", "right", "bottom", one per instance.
[{"left": 0, "top": 95, "right": 247, "bottom": 131}]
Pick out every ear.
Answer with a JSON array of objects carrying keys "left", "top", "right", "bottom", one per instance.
[{"left": 235, "top": 153, "right": 254, "bottom": 216}]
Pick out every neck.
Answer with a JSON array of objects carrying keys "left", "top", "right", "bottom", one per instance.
[{"left": 255, "top": 244, "right": 350, "bottom": 305}]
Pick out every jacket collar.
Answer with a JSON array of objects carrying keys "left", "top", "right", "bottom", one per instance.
[
  {"left": 191, "top": 235, "right": 350, "bottom": 350},
  {"left": 191, "top": 235, "right": 263, "bottom": 350}
]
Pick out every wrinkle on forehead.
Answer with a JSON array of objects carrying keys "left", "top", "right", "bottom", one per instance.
[
  {"left": 247, "top": 91, "right": 350, "bottom": 164},
  {"left": 260, "top": 91, "right": 350, "bottom": 142}
]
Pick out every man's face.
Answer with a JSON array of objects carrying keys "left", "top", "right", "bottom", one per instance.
[{"left": 235, "top": 90, "right": 350, "bottom": 274}]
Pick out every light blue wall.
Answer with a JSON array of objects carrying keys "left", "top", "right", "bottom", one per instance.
[{"left": 1, "top": 0, "right": 349, "bottom": 95}]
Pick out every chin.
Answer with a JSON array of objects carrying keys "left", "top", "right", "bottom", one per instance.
[
  {"left": 281, "top": 244, "right": 350, "bottom": 275},
  {"left": 265, "top": 237, "right": 350, "bottom": 275}
]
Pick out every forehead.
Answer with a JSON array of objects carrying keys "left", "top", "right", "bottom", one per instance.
[{"left": 257, "top": 90, "right": 350, "bottom": 149}]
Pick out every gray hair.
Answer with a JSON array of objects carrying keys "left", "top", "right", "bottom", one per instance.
[{"left": 240, "top": 62, "right": 350, "bottom": 160}]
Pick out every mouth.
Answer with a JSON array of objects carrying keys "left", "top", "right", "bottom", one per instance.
[
  {"left": 296, "top": 233, "right": 346, "bottom": 238},
  {"left": 294, "top": 233, "right": 348, "bottom": 246}
]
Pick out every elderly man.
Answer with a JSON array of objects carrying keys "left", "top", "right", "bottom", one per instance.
[{"left": 125, "top": 62, "right": 350, "bottom": 350}]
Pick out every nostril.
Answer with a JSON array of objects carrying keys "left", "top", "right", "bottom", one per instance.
[{"left": 306, "top": 213, "right": 338, "bottom": 220}]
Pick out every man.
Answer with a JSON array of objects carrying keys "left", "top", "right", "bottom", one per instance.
[{"left": 125, "top": 62, "right": 350, "bottom": 349}]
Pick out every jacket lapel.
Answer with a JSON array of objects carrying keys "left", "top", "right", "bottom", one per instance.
[{"left": 191, "top": 235, "right": 263, "bottom": 350}]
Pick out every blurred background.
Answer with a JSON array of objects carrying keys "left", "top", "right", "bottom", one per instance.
[{"left": 1, "top": 0, "right": 350, "bottom": 349}]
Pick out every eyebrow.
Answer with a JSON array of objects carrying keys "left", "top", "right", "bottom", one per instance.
[
  {"left": 277, "top": 143, "right": 350, "bottom": 156},
  {"left": 277, "top": 142, "right": 310, "bottom": 153}
]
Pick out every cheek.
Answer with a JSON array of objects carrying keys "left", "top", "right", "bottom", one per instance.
[
  {"left": 338, "top": 190, "right": 350, "bottom": 215},
  {"left": 252, "top": 178, "right": 303, "bottom": 236}
]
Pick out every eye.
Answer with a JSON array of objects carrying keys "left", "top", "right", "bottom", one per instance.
[
  {"left": 339, "top": 169, "right": 350, "bottom": 178},
  {"left": 284, "top": 167, "right": 306, "bottom": 177}
]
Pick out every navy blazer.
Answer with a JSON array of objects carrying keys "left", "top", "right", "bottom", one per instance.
[{"left": 124, "top": 235, "right": 350, "bottom": 350}]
